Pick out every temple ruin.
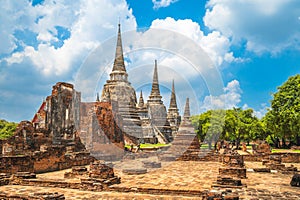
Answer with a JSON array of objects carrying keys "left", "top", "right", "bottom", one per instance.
[
  {"left": 100, "top": 23, "right": 181, "bottom": 145},
  {"left": 0, "top": 24, "right": 299, "bottom": 200}
]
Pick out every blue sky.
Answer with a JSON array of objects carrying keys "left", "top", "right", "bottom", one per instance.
[{"left": 1, "top": 0, "right": 300, "bottom": 122}]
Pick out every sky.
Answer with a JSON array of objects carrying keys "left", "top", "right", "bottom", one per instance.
[{"left": 1, "top": 0, "right": 300, "bottom": 122}]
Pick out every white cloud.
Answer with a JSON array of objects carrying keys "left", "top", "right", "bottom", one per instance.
[
  {"left": 204, "top": 0, "right": 300, "bottom": 54},
  {"left": 0, "top": 0, "right": 137, "bottom": 121},
  {"left": 243, "top": 103, "right": 268, "bottom": 119},
  {"left": 152, "top": 0, "right": 178, "bottom": 9},
  {"left": 254, "top": 105, "right": 268, "bottom": 119},
  {"left": 149, "top": 17, "right": 242, "bottom": 67},
  {"left": 201, "top": 80, "right": 242, "bottom": 110},
  {"left": 1, "top": 0, "right": 137, "bottom": 76},
  {"left": 0, "top": 0, "right": 34, "bottom": 54}
]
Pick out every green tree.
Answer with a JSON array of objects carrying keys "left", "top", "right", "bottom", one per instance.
[
  {"left": 0, "top": 119, "right": 18, "bottom": 139},
  {"left": 265, "top": 74, "right": 300, "bottom": 147},
  {"left": 224, "top": 108, "right": 259, "bottom": 148},
  {"left": 191, "top": 110, "right": 225, "bottom": 149},
  {"left": 193, "top": 107, "right": 264, "bottom": 149}
]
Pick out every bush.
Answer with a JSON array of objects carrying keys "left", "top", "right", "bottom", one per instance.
[{"left": 0, "top": 119, "right": 18, "bottom": 139}]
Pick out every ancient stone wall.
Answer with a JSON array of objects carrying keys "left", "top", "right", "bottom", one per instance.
[
  {"left": 45, "top": 82, "right": 80, "bottom": 145},
  {"left": 2, "top": 121, "right": 36, "bottom": 156},
  {"left": 33, "top": 147, "right": 94, "bottom": 173},
  {"left": 0, "top": 156, "right": 34, "bottom": 174},
  {"left": 243, "top": 153, "right": 300, "bottom": 163}
]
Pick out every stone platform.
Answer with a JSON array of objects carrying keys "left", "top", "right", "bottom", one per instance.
[{"left": 0, "top": 161, "right": 299, "bottom": 199}]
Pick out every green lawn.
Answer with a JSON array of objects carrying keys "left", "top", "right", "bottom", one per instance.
[
  {"left": 200, "top": 144, "right": 209, "bottom": 149},
  {"left": 140, "top": 143, "right": 170, "bottom": 148},
  {"left": 125, "top": 143, "right": 170, "bottom": 149},
  {"left": 272, "top": 149, "right": 300, "bottom": 153}
]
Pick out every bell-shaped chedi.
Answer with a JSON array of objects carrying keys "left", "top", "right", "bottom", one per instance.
[
  {"left": 167, "top": 80, "right": 181, "bottom": 135},
  {"left": 100, "top": 23, "right": 142, "bottom": 143},
  {"left": 147, "top": 60, "right": 172, "bottom": 143},
  {"left": 164, "top": 97, "right": 201, "bottom": 161}
]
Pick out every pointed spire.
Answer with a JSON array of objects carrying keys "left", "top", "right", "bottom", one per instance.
[
  {"left": 169, "top": 80, "right": 178, "bottom": 109},
  {"left": 138, "top": 90, "right": 144, "bottom": 108},
  {"left": 183, "top": 97, "right": 190, "bottom": 120},
  {"left": 150, "top": 60, "right": 161, "bottom": 96},
  {"left": 96, "top": 92, "right": 100, "bottom": 102},
  {"left": 112, "top": 23, "right": 126, "bottom": 72}
]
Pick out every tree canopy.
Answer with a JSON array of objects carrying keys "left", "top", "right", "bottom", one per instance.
[
  {"left": 0, "top": 119, "right": 18, "bottom": 139},
  {"left": 192, "top": 74, "right": 300, "bottom": 148},
  {"left": 192, "top": 108, "right": 260, "bottom": 149},
  {"left": 264, "top": 74, "right": 300, "bottom": 147}
]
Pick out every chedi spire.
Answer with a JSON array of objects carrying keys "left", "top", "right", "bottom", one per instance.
[
  {"left": 150, "top": 60, "right": 160, "bottom": 96},
  {"left": 112, "top": 23, "right": 126, "bottom": 72},
  {"left": 138, "top": 90, "right": 145, "bottom": 108},
  {"left": 169, "top": 80, "right": 178, "bottom": 109},
  {"left": 183, "top": 97, "right": 190, "bottom": 121}
]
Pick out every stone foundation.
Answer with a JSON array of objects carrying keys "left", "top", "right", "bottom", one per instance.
[
  {"left": 89, "top": 160, "right": 115, "bottom": 179},
  {"left": 243, "top": 153, "right": 300, "bottom": 163},
  {"left": 64, "top": 166, "right": 87, "bottom": 178},
  {"left": 219, "top": 167, "right": 247, "bottom": 179},
  {"left": 0, "top": 173, "right": 10, "bottom": 186},
  {"left": 214, "top": 151, "right": 246, "bottom": 188},
  {"left": 79, "top": 160, "right": 121, "bottom": 190},
  {"left": 203, "top": 189, "right": 239, "bottom": 200},
  {"left": 212, "top": 176, "right": 242, "bottom": 188},
  {"left": 262, "top": 154, "right": 298, "bottom": 173},
  {"left": 0, "top": 192, "right": 65, "bottom": 200}
]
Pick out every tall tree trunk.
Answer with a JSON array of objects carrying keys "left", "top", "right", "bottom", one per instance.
[
  {"left": 282, "top": 137, "right": 287, "bottom": 148},
  {"left": 236, "top": 139, "right": 240, "bottom": 149},
  {"left": 270, "top": 135, "right": 278, "bottom": 148},
  {"left": 296, "top": 134, "right": 300, "bottom": 146},
  {"left": 208, "top": 142, "right": 212, "bottom": 150}
]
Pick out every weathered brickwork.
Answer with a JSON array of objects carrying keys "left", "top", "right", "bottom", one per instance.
[
  {"left": 243, "top": 152, "right": 300, "bottom": 163},
  {"left": 160, "top": 98, "right": 201, "bottom": 161},
  {"left": 80, "top": 102, "right": 125, "bottom": 161},
  {"left": 0, "top": 82, "right": 94, "bottom": 175}
]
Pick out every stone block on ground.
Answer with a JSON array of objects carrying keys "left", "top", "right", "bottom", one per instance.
[
  {"left": 159, "top": 155, "right": 176, "bottom": 162},
  {"left": 122, "top": 168, "right": 147, "bottom": 175},
  {"left": 290, "top": 173, "right": 300, "bottom": 187},
  {"left": 203, "top": 189, "right": 239, "bottom": 200},
  {"left": 89, "top": 160, "right": 115, "bottom": 179},
  {"left": 215, "top": 176, "right": 242, "bottom": 186},
  {"left": 253, "top": 168, "right": 271, "bottom": 173},
  {"left": 142, "top": 161, "right": 161, "bottom": 168},
  {"left": 219, "top": 167, "right": 247, "bottom": 179},
  {"left": 0, "top": 173, "right": 10, "bottom": 186},
  {"left": 14, "top": 172, "right": 36, "bottom": 179},
  {"left": 64, "top": 166, "right": 88, "bottom": 178},
  {"left": 29, "top": 192, "right": 65, "bottom": 200}
]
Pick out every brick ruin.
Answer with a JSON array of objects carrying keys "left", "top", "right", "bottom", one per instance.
[
  {"left": 0, "top": 192, "right": 66, "bottom": 200},
  {"left": 159, "top": 98, "right": 202, "bottom": 161},
  {"left": 258, "top": 154, "right": 298, "bottom": 173},
  {"left": 80, "top": 160, "right": 121, "bottom": 190},
  {"left": 0, "top": 82, "right": 94, "bottom": 175},
  {"left": 80, "top": 102, "right": 125, "bottom": 161},
  {"left": 212, "top": 150, "right": 246, "bottom": 188},
  {"left": 1, "top": 24, "right": 300, "bottom": 199}
]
